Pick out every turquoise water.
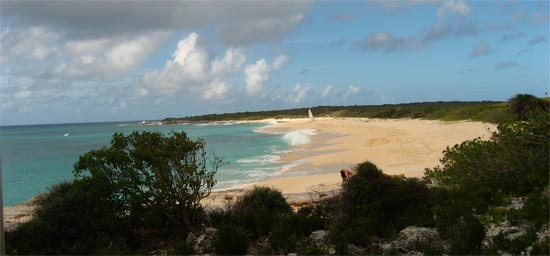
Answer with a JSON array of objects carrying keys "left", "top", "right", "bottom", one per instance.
[{"left": 0, "top": 121, "right": 291, "bottom": 206}]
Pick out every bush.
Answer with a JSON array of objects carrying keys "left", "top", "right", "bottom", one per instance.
[
  {"left": 426, "top": 107, "right": 549, "bottom": 198},
  {"left": 74, "top": 131, "right": 225, "bottom": 233},
  {"left": 212, "top": 225, "right": 250, "bottom": 255},
  {"left": 340, "top": 162, "right": 432, "bottom": 237},
  {"left": 6, "top": 180, "right": 130, "bottom": 254},
  {"left": 232, "top": 187, "right": 292, "bottom": 237},
  {"left": 445, "top": 215, "right": 485, "bottom": 254},
  {"left": 507, "top": 94, "right": 549, "bottom": 121},
  {"left": 269, "top": 212, "right": 318, "bottom": 253}
]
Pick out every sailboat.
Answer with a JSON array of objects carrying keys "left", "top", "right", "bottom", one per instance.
[{"left": 308, "top": 108, "right": 314, "bottom": 122}]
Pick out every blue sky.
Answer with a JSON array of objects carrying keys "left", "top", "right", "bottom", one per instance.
[{"left": 1, "top": 0, "right": 548, "bottom": 125}]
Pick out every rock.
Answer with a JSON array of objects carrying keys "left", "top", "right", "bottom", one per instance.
[
  {"left": 187, "top": 227, "right": 218, "bottom": 254},
  {"left": 310, "top": 230, "right": 328, "bottom": 247},
  {"left": 384, "top": 226, "right": 445, "bottom": 254},
  {"left": 505, "top": 197, "right": 526, "bottom": 210},
  {"left": 347, "top": 244, "right": 366, "bottom": 255}
]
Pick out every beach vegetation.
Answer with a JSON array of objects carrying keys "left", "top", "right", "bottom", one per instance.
[
  {"left": 6, "top": 131, "right": 224, "bottom": 254},
  {"left": 212, "top": 225, "right": 250, "bottom": 255},
  {"left": 73, "top": 131, "right": 224, "bottom": 234},
  {"left": 326, "top": 161, "right": 432, "bottom": 253},
  {"left": 231, "top": 186, "right": 292, "bottom": 238},
  {"left": 165, "top": 100, "right": 514, "bottom": 124}
]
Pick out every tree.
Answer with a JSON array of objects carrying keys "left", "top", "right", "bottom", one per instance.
[{"left": 74, "top": 131, "right": 224, "bottom": 232}]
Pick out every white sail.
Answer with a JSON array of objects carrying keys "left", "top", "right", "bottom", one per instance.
[{"left": 308, "top": 109, "right": 314, "bottom": 122}]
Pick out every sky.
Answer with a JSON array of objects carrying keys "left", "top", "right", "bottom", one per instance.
[{"left": 0, "top": 0, "right": 548, "bottom": 125}]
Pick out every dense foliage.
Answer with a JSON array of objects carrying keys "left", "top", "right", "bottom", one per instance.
[
  {"left": 165, "top": 100, "right": 509, "bottom": 124},
  {"left": 74, "top": 131, "right": 224, "bottom": 232},
  {"left": 7, "top": 131, "right": 223, "bottom": 254}
]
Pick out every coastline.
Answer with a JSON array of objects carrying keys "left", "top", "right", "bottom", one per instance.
[
  {"left": 239, "top": 117, "right": 496, "bottom": 192},
  {"left": 203, "top": 117, "right": 495, "bottom": 208},
  {"left": 4, "top": 117, "right": 496, "bottom": 228}
]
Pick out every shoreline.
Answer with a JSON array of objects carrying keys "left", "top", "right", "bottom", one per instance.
[
  {"left": 237, "top": 117, "right": 496, "bottom": 193},
  {"left": 4, "top": 117, "right": 496, "bottom": 228}
]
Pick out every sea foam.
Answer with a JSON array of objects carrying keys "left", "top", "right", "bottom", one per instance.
[{"left": 282, "top": 129, "right": 317, "bottom": 146}]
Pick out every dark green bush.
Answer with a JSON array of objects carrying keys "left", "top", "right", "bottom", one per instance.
[
  {"left": 6, "top": 179, "right": 130, "bottom": 255},
  {"left": 232, "top": 186, "right": 292, "bottom": 237},
  {"left": 340, "top": 162, "right": 432, "bottom": 236},
  {"left": 212, "top": 225, "right": 250, "bottom": 255},
  {"left": 508, "top": 94, "right": 549, "bottom": 121},
  {"left": 426, "top": 108, "right": 549, "bottom": 198},
  {"left": 269, "top": 212, "right": 317, "bottom": 253},
  {"left": 444, "top": 214, "right": 485, "bottom": 254},
  {"left": 484, "top": 230, "right": 537, "bottom": 255}
]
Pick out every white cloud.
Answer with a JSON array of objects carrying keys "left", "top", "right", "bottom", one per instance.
[
  {"left": 272, "top": 54, "right": 290, "bottom": 70},
  {"left": 348, "top": 85, "right": 361, "bottom": 94},
  {"left": 322, "top": 85, "right": 334, "bottom": 97},
  {"left": 437, "top": 0, "right": 470, "bottom": 17},
  {"left": 203, "top": 80, "right": 230, "bottom": 100},
  {"left": 141, "top": 32, "right": 209, "bottom": 94},
  {"left": 210, "top": 48, "right": 246, "bottom": 75},
  {"left": 290, "top": 84, "right": 310, "bottom": 104},
  {"left": 244, "top": 59, "right": 270, "bottom": 95}
]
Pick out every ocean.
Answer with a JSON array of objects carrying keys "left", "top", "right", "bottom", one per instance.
[{"left": 0, "top": 121, "right": 307, "bottom": 207}]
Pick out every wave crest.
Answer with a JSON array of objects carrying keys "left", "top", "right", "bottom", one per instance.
[{"left": 282, "top": 129, "right": 317, "bottom": 146}]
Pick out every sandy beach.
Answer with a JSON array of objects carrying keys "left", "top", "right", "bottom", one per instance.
[
  {"left": 5, "top": 117, "right": 497, "bottom": 226},
  {"left": 202, "top": 117, "right": 496, "bottom": 208}
]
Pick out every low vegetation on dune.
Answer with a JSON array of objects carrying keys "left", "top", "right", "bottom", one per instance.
[
  {"left": 165, "top": 100, "right": 513, "bottom": 124},
  {"left": 6, "top": 94, "right": 549, "bottom": 255}
]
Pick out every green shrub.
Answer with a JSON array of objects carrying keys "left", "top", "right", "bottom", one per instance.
[
  {"left": 445, "top": 215, "right": 485, "bottom": 255},
  {"left": 232, "top": 187, "right": 292, "bottom": 237},
  {"left": 484, "top": 230, "right": 538, "bottom": 255},
  {"left": 212, "top": 225, "right": 250, "bottom": 255},
  {"left": 340, "top": 162, "right": 432, "bottom": 236},
  {"left": 74, "top": 131, "right": 225, "bottom": 233},
  {"left": 508, "top": 94, "right": 549, "bottom": 121},
  {"left": 426, "top": 107, "right": 549, "bottom": 198},
  {"left": 6, "top": 179, "right": 130, "bottom": 255},
  {"left": 269, "top": 212, "right": 316, "bottom": 253}
]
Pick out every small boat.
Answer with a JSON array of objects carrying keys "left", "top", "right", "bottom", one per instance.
[
  {"left": 63, "top": 133, "right": 70, "bottom": 137},
  {"left": 308, "top": 109, "right": 314, "bottom": 122}
]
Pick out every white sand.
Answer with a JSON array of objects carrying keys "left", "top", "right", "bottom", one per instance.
[{"left": 244, "top": 117, "right": 496, "bottom": 194}]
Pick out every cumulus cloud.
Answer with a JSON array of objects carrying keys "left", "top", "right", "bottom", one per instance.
[
  {"left": 203, "top": 80, "right": 230, "bottom": 100},
  {"left": 437, "top": 0, "right": 470, "bottom": 17},
  {"left": 141, "top": 33, "right": 209, "bottom": 94},
  {"left": 272, "top": 54, "right": 290, "bottom": 70},
  {"left": 244, "top": 59, "right": 270, "bottom": 96},
  {"left": 60, "top": 32, "right": 169, "bottom": 79},
  {"left": 210, "top": 48, "right": 246, "bottom": 76},
  {"left": 3, "top": 1, "right": 311, "bottom": 45},
  {"left": 495, "top": 61, "right": 519, "bottom": 69},
  {"left": 470, "top": 43, "right": 491, "bottom": 58}
]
